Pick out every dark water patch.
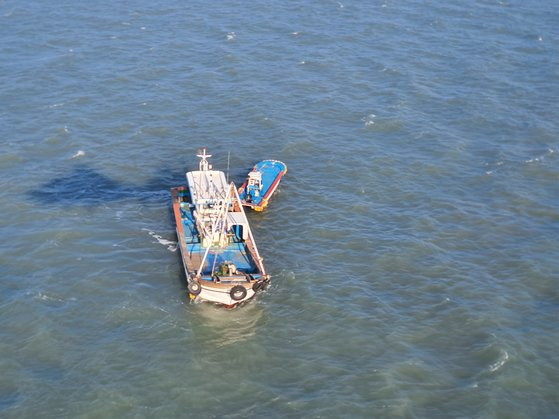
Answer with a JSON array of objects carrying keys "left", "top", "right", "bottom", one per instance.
[
  {"left": 28, "top": 165, "right": 187, "bottom": 206},
  {"left": 29, "top": 166, "right": 136, "bottom": 205}
]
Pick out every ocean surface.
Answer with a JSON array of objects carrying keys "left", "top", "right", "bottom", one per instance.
[{"left": 1, "top": 0, "right": 558, "bottom": 417}]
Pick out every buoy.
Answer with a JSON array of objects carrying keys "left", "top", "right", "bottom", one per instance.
[
  {"left": 230, "top": 285, "right": 247, "bottom": 301},
  {"left": 188, "top": 281, "right": 201, "bottom": 296}
]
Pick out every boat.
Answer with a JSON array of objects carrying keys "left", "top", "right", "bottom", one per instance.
[
  {"left": 170, "top": 148, "right": 270, "bottom": 306},
  {"left": 238, "top": 160, "right": 287, "bottom": 211}
]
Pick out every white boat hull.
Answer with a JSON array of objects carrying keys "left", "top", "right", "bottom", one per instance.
[{"left": 192, "top": 284, "right": 256, "bottom": 306}]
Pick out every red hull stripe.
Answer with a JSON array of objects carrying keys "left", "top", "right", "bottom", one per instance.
[{"left": 263, "top": 170, "right": 286, "bottom": 200}]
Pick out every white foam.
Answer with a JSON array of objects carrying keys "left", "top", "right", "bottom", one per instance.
[
  {"left": 489, "top": 349, "right": 509, "bottom": 372},
  {"left": 144, "top": 229, "right": 177, "bottom": 252},
  {"left": 526, "top": 148, "right": 555, "bottom": 163},
  {"left": 35, "top": 292, "right": 65, "bottom": 303},
  {"left": 72, "top": 150, "right": 85, "bottom": 159},
  {"left": 363, "top": 113, "right": 376, "bottom": 126},
  {"left": 291, "top": 31, "right": 301, "bottom": 36},
  {"left": 227, "top": 32, "right": 236, "bottom": 41},
  {"left": 525, "top": 148, "right": 554, "bottom": 163}
]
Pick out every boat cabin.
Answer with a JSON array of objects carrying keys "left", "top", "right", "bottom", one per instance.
[
  {"left": 185, "top": 162, "right": 249, "bottom": 248},
  {"left": 246, "top": 171, "right": 263, "bottom": 198}
]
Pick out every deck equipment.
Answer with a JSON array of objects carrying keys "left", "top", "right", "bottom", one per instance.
[
  {"left": 238, "top": 160, "right": 287, "bottom": 211},
  {"left": 171, "top": 148, "right": 269, "bottom": 305}
]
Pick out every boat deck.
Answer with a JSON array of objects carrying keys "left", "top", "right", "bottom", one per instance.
[
  {"left": 180, "top": 205, "right": 199, "bottom": 243},
  {"left": 258, "top": 160, "right": 286, "bottom": 196},
  {"left": 239, "top": 160, "right": 286, "bottom": 208},
  {"left": 187, "top": 242, "right": 257, "bottom": 274},
  {"left": 174, "top": 185, "right": 260, "bottom": 277}
]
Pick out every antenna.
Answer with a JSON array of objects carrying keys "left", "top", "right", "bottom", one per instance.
[{"left": 226, "top": 151, "right": 231, "bottom": 183}]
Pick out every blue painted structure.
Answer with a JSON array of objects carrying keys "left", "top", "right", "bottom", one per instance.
[{"left": 238, "top": 160, "right": 287, "bottom": 211}]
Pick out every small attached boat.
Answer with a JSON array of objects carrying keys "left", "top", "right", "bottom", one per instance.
[
  {"left": 238, "top": 160, "right": 287, "bottom": 211},
  {"left": 170, "top": 148, "right": 270, "bottom": 306}
]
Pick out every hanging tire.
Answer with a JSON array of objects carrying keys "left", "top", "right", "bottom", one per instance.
[
  {"left": 188, "top": 281, "right": 201, "bottom": 296},
  {"left": 230, "top": 285, "right": 247, "bottom": 301},
  {"left": 252, "top": 281, "right": 263, "bottom": 292}
]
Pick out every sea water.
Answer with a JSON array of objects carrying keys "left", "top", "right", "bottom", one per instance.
[{"left": 1, "top": 0, "right": 558, "bottom": 417}]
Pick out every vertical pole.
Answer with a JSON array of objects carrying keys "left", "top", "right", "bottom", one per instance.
[{"left": 226, "top": 151, "right": 231, "bottom": 183}]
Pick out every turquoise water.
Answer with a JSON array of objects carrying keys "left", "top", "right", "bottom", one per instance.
[{"left": 1, "top": 0, "right": 558, "bottom": 417}]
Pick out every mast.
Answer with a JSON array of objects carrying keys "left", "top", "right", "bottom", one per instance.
[
  {"left": 197, "top": 147, "right": 212, "bottom": 172},
  {"left": 196, "top": 184, "right": 231, "bottom": 277}
]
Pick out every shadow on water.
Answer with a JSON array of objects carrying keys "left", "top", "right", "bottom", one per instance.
[
  {"left": 28, "top": 165, "right": 188, "bottom": 206},
  {"left": 29, "top": 164, "right": 249, "bottom": 207}
]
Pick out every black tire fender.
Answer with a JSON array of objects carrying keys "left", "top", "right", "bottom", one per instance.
[
  {"left": 188, "top": 281, "right": 202, "bottom": 296},
  {"left": 230, "top": 285, "right": 247, "bottom": 301},
  {"left": 252, "top": 281, "right": 263, "bottom": 292}
]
